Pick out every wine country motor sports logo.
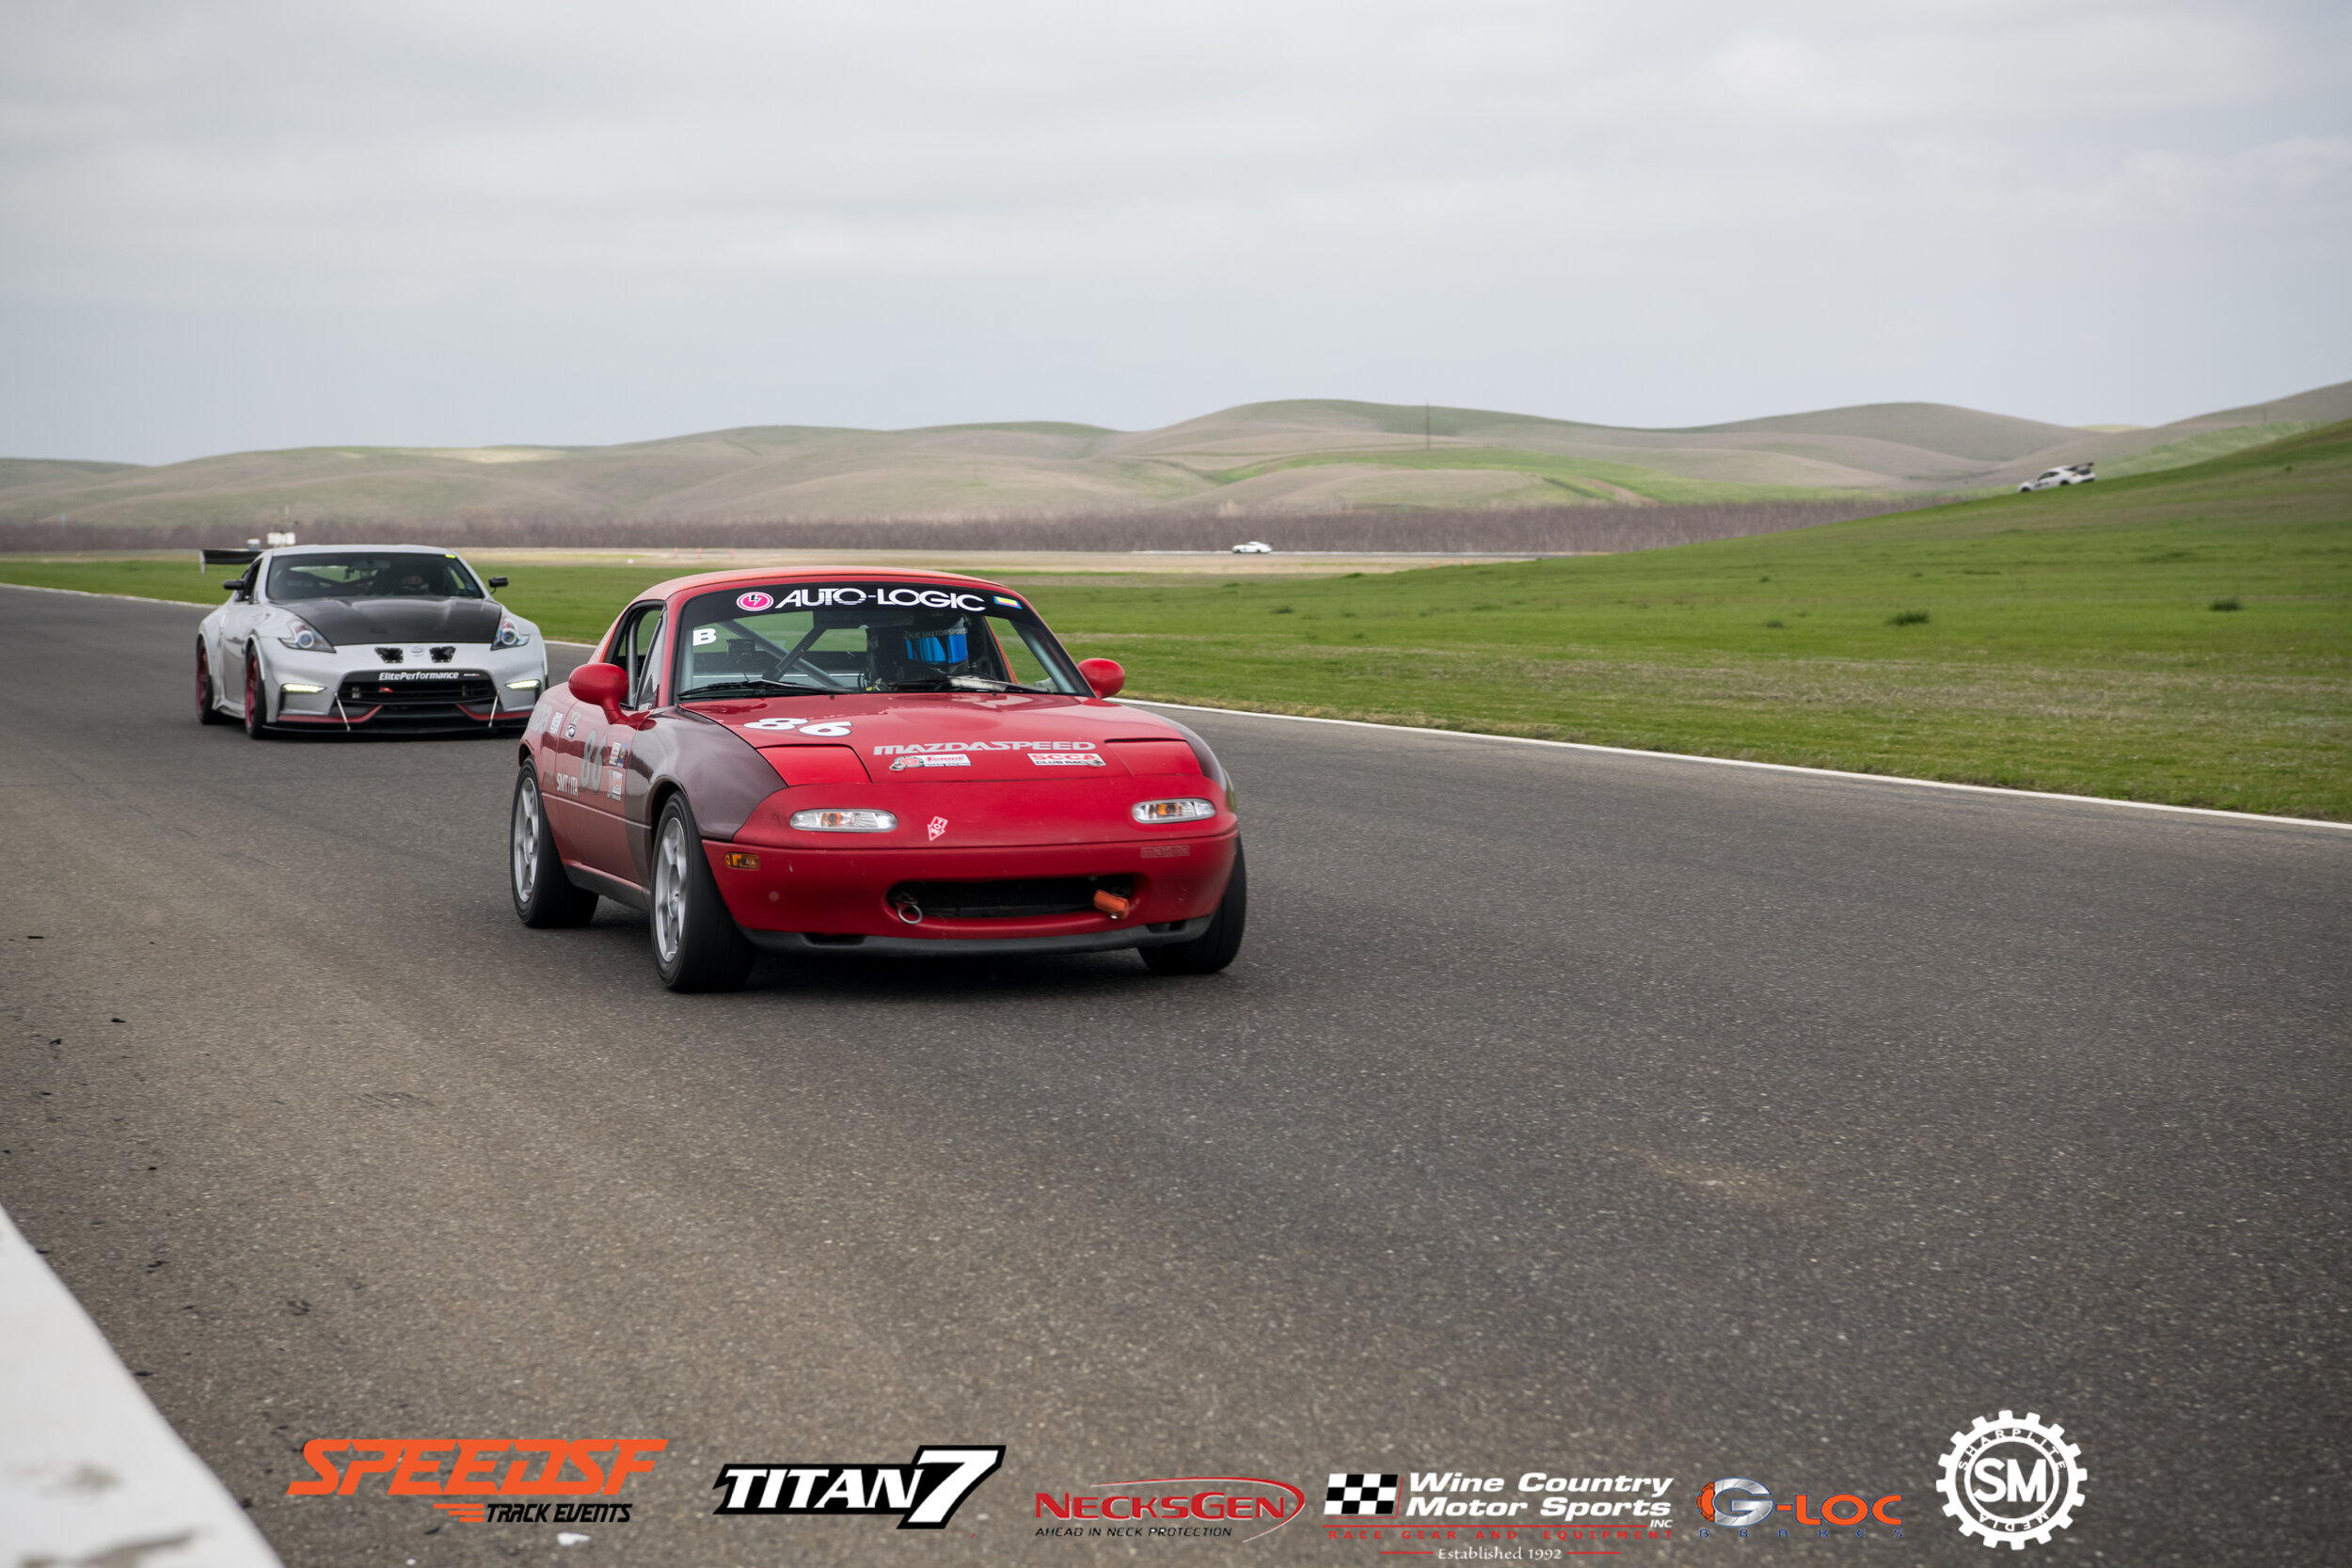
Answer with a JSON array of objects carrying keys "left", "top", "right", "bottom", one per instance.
[
  {"left": 1321, "top": 1470, "right": 1674, "bottom": 1552},
  {"left": 1692, "top": 1476, "right": 1904, "bottom": 1541},
  {"left": 1033, "top": 1474, "right": 1307, "bottom": 1544},
  {"left": 288, "top": 1439, "right": 666, "bottom": 1526},
  {"left": 710, "top": 1446, "right": 1004, "bottom": 1529},
  {"left": 1937, "top": 1412, "right": 2088, "bottom": 1548}
]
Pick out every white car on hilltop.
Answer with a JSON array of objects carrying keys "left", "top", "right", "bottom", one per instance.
[
  {"left": 195, "top": 544, "right": 548, "bottom": 736},
  {"left": 2018, "top": 463, "right": 2096, "bottom": 493}
]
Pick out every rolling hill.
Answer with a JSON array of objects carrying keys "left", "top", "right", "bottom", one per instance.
[{"left": 3, "top": 380, "right": 2345, "bottom": 531}]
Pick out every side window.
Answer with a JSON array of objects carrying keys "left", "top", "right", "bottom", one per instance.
[
  {"left": 606, "top": 604, "right": 665, "bottom": 708},
  {"left": 627, "top": 607, "right": 665, "bottom": 707}
]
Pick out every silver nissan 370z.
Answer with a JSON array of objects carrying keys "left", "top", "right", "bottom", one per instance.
[{"left": 196, "top": 544, "right": 548, "bottom": 736}]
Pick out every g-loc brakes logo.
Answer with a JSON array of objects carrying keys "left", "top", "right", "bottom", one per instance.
[
  {"left": 1696, "top": 1479, "right": 1773, "bottom": 1528},
  {"left": 1694, "top": 1478, "right": 1902, "bottom": 1536},
  {"left": 711, "top": 1446, "right": 1003, "bottom": 1529},
  {"left": 1936, "top": 1411, "right": 2087, "bottom": 1548}
]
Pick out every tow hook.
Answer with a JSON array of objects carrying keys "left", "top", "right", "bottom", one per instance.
[
  {"left": 1093, "top": 890, "right": 1133, "bottom": 920},
  {"left": 892, "top": 897, "right": 924, "bottom": 925}
]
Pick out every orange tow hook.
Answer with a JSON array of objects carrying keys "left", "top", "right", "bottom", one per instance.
[{"left": 1093, "top": 890, "right": 1133, "bottom": 920}]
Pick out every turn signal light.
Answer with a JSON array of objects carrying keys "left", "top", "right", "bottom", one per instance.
[
  {"left": 723, "top": 851, "right": 761, "bottom": 870},
  {"left": 280, "top": 682, "right": 325, "bottom": 694},
  {"left": 1131, "top": 798, "right": 1214, "bottom": 824},
  {"left": 788, "top": 808, "right": 898, "bottom": 832}
]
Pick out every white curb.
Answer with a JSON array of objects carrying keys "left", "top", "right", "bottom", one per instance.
[{"left": 0, "top": 1207, "right": 284, "bottom": 1567}]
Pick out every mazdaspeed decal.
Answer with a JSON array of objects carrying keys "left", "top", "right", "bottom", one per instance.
[{"left": 744, "top": 716, "right": 852, "bottom": 736}]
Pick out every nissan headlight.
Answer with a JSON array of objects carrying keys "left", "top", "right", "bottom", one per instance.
[
  {"left": 788, "top": 808, "right": 897, "bottom": 832},
  {"left": 493, "top": 614, "right": 530, "bottom": 649},
  {"left": 277, "top": 614, "right": 334, "bottom": 652},
  {"left": 1132, "top": 798, "right": 1214, "bottom": 824}
]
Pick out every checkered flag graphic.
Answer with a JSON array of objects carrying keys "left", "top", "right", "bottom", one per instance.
[{"left": 1326, "top": 1473, "right": 1400, "bottom": 1516}]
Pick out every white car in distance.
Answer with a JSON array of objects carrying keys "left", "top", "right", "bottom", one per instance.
[
  {"left": 1231, "top": 541, "right": 1275, "bottom": 554},
  {"left": 2018, "top": 463, "right": 2096, "bottom": 493},
  {"left": 196, "top": 544, "right": 548, "bottom": 737}
]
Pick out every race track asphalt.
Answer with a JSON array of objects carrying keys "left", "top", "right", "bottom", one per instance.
[{"left": 1, "top": 584, "right": 2345, "bottom": 1566}]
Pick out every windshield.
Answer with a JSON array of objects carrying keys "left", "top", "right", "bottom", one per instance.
[
  {"left": 267, "top": 552, "right": 485, "bottom": 602},
  {"left": 673, "top": 582, "right": 1087, "bottom": 699}
]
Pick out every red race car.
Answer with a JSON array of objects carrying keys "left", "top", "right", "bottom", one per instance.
[{"left": 509, "top": 567, "right": 1245, "bottom": 990}]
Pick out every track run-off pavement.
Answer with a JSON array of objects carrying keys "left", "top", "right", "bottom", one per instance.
[{"left": 2, "top": 583, "right": 2345, "bottom": 1564}]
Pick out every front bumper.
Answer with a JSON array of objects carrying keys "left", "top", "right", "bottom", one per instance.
[
  {"left": 266, "top": 643, "right": 548, "bottom": 732},
  {"left": 705, "top": 832, "right": 1239, "bottom": 943}
]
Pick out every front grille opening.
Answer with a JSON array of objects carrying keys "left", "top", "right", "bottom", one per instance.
[
  {"left": 888, "top": 875, "right": 1134, "bottom": 921},
  {"left": 376, "top": 646, "right": 403, "bottom": 662}
]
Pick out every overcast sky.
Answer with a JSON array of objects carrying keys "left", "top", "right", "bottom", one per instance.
[{"left": 3, "top": 0, "right": 2347, "bottom": 463}]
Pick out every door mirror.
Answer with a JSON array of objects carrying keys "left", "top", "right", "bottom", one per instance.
[
  {"left": 1077, "top": 657, "right": 1126, "bottom": 699},
  {"left": 568, "top": 661, "right": 628, "bottom": 721},
  {"left": 487, "top": 576, "right": 509, "bottom": 589}
]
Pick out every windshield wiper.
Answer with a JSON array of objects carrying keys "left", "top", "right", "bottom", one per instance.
[{"left": 677, "top": 677, "right": 834, "bottom": 700}]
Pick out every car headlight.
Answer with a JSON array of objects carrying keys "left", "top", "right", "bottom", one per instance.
[
  {"left": 277, "top": 614, "right": 334, "bottom": 652},
  {"left": 1132, "top": 798, "right": 1215, "bottom": 824},
  {"left": 788, "top": 808, "right": 897, "bottom": 832},
  {"left": 493, "top": 614, "right": 531, "bottom": 649}
]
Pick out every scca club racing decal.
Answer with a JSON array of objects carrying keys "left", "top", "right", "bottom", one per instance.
[
  {"left": 289, "top": 1438, "right": 666, "bottom": 1527},
  {"left": 1034, "top": 1475, "right": 1306, "bottom": 1544},
  {"left": 711, "top": 1445, "right": 1004, "bottom": 1529}
]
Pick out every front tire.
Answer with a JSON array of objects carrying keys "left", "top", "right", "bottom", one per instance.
[
  {"left": 511, "top": 767, "right": 598, "bottom": 927},
  {"left": 241, "top": 645, "right": 274, "bottom": 739},
  {"left": 197, "top": 643, "right": 228, "bottom": 724},
  {"left": 650, "top": 795, "right": 755, "bottom": 992},
  {"left": 1141, "top": 840, "right": 1248, "bottom": 975}
]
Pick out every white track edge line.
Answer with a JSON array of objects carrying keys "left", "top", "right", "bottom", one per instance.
[
  {"left": 1115, "top": 699, "right": 2352, "bottom": 832},
  {"left": 15, "top": 587, "right": 2337, "bottom": 832}
]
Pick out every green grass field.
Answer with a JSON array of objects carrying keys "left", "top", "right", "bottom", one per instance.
[{"left": 6, "top": 421, "right": 2347, "bottom": 819}]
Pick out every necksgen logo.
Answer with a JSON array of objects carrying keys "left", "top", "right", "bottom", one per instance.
[
  {"left": 288, "top": 1439, "right": 667, "bottom": 1527},
  {"left": 1036, "top": 1475, "right": 1307, "bottom": 1544},
  {"left": 711, "top": 1446, "right": 1004, "bottom": 1529}
]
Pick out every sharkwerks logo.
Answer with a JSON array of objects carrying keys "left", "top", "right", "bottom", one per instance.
[{"left": 710, "top": 1446, "right": 1004, "bottom": 1529}]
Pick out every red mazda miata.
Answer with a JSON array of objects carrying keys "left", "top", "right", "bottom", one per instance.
[{"left": 510, "top": 567, "right": 1245, "bottom": 990}]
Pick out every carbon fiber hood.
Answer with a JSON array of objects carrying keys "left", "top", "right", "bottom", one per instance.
[{"left": 292, "top": 597, "right": 504, "bottom": 644}]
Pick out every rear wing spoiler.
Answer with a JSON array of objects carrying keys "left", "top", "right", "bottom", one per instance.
[{"left": 200, "top": 547, "right": 262, "bottom": 568}]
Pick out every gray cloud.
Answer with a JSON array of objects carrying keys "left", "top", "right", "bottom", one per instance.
[{"left": 3, "top": 0, "right": 2346, "bottom": 461}]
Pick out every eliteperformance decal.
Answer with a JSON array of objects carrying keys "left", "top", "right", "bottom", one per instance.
[{"left": 711, "top": 1446, "right": 1004, "bottom": 1529}]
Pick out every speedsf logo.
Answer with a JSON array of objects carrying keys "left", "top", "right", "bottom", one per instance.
[
  {"left": 288, "top": 1438, "right": 665, "bottom": 1527},
  {"left": 711, "top": 1445, "right": 1003, "bottom": 1529}
]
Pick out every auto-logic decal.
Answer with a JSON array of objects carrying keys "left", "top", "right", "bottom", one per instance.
[
  {"left": 744, "top": 716, "right": 852, "bottom": 736},
  {"left": 755, "top": 586, "right": 993, "bottom": 612},
  {"left": 711, "top": 1446, "right": 1004, "bottom": 1529},
  {"left": 736, "top": 591, "right": 775, "bottom": 611},
  {"left": 289, "top": 1438, "right": 667, "bottom": 1528},
  {"left": 991, "top": 594, "right": 1023, "bottom": 610},
  {"left": 870, "top": 740, "right": 1095, "bottom": 754}
]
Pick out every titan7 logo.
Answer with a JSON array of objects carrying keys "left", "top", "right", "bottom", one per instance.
[{"left": 711, "top": 1446, "right": 1005, "bottom": 1529}]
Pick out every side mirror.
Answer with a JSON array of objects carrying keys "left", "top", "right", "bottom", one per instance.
[
  {"left": 487, "top": 576, "right": 509, "bottom": 589},
  {"left": 568, "top": 661, "right": 629, "bottom": 723},
  {"left": 222, "top": 579, "right": 242, "bottom": 594},
  {"left": 1077, "top": 657, "right": 1125, "bottom": 699}
]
